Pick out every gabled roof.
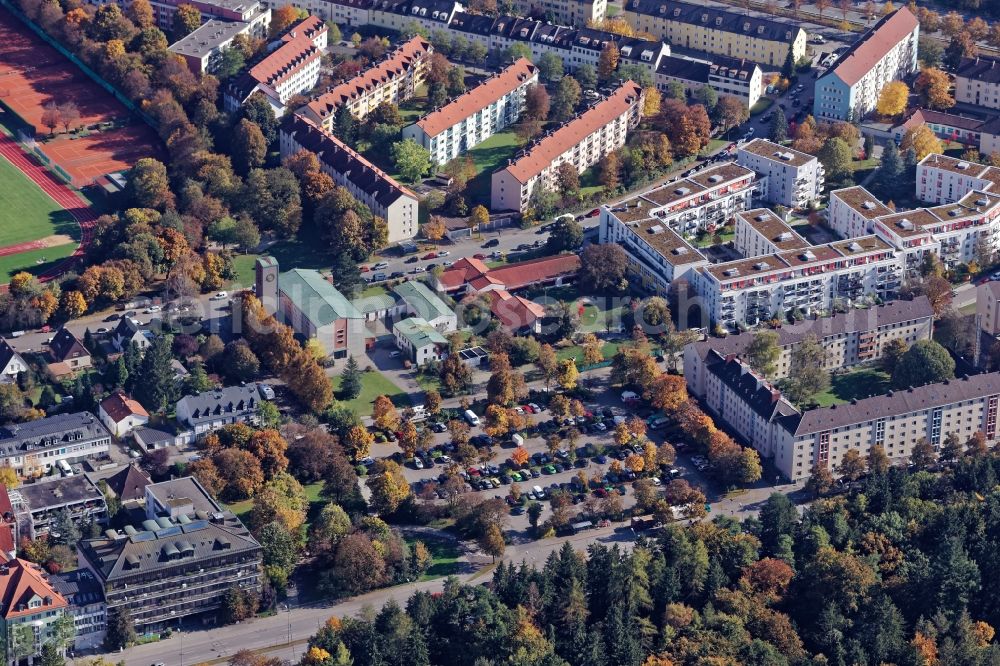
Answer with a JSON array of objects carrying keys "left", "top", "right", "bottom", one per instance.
[
  {"left": 704, "top": 350, "right": 799, "bottom": 422},
  {"left": 626, "top": 0, "right": 803, "bottom": 42},
  {"left": 392, "top": 280, "right": 453, "bottom": 321},
  {"left": 437, "top": 255, "right": 581, "bottom": 292},
  {"left": 47, "top": 327, "right": 88, "bottom": 363},
  {"left": 100, "top": 392, "right": 149, "bottom": 423},
  {"left": 483, "top": 289, "right": 546, "bottom": 330},
  {"left": 0, "top": 558, "right": 68, "bottom": 619},
  {"left": 0, "top": 338, "right": 24, "bottom": 373},
  {"left": 176, "top": 385, "right": 266, "bottom": 424},
  {"left": 956, "top": 55, "right": 1000, "bottom": 85},
  {"left": 395, "top": 317, "right": 448, "bottom": 348},
  {"left": 825, "top": 6, "right": 918, "bottom": 87},
  {"left": 101, "top": 464, "right": 153, "bottom": 504},
  {"left": 279, "top": 267, "right": 364, "bottom": 324}
]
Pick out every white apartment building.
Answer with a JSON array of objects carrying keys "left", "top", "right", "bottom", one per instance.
[
  {"left": 491, "top": 81, "right": 644, "bottom": 213},
  {"left": 281, "top": 115, "right": 419, "bottom": 242},
  {"left": 168, "top": 19, "right": 258, "bottom": 74},
  {"left": 87, "top": 0, "right": 271, "bottom": 36},
  {"left": 828, "top": 185, "right": 894, "bottom": 239},
  {"left": 734, "top": 208, "right": 809, "bottom": 258},
  {"left": 694, "top": 235, "right": 903, "bottom": 328},
  {"left": 916, "top": 153, "right": 1000, "bottom": 204},
  {"left": 736, "top": 139, "right": 824, "bottom": 208},
  {"left": 0, "top": 413, "right": 112, "bottom": 479},
  {"left": 301, "top": 36, "right": 432, "bottom": 127},
  {"left": 955, "top": 56, "right": 1000, "bottom": 110},
  {"left": 813, "top": 7, "right": 918, "bottom": 121},
  {"left": 402, "top": 58, "right": 538, "bottom": 165},
  {"left": 511, "top": 0, "right": 606, "bottom": 26},
  {"left": 684, "top": 296, "right": 934, "bottom": 398},
  {"left": 871, "top": 208, "right": 940, "bottom": 278},
  {"left": 599, "top": 212, "right": 709, "bottom": 297},
  {"left": 655, "top": 55, "right": 763, "bottom": 111},
  {"left": 224, "top": 16, "right": 327, "bottom": 113},
  {"left": 701, "top": 352, "right": 1000, "bottom": 481}
]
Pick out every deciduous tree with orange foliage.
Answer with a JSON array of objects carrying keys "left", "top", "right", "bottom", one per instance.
[{"left": 648, "top": 374, "right": 688, "bottom": 413}]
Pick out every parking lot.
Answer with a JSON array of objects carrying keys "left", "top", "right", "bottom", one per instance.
[{"left": 363, "top": 383, "right": 716, "bottom": 534}]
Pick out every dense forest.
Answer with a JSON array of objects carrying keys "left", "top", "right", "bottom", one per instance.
[{"left": 283, "top": 456, "right": 1000, "bottom": 666}]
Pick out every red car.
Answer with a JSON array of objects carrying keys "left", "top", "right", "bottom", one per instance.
[
  {"left": 422, "top": 252, "right": 438, "bottom": 260},
  {"left": 594, "top": 488, "right": 609, "bottom": 498},
  {"left": 360, "top": 265, "right": 371, "bottom": 272},
  {"left": 586, "top": 208, "right": 600, "bottom": 218},
  {"left": 522, "top": 405, "right": 535, "bottom": 414},
  {"left": 467, "top": 467, "right": 482, "bottom": 477}
]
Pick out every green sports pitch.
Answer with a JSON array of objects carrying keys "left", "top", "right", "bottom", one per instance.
[{"left": 0, "top": 154, "right": 80, "bottom": 280}]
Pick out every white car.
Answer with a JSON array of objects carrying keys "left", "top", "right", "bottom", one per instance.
[
  {"left": 437, "top": 250, "right": 450, "bottom": 257},
  {"left": 373, "top": 261, "right": 389, "bottom": 269},
  {"left": 210, "top": 291, "right": 228, "bottom": 300},
  {"left": 145, "top": 305, "right": 161, "bottom": 313}
]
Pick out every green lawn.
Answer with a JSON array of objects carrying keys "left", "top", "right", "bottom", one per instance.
[
  {"left": 230, "top": 226, "right": 341, "bottom": 287},
  {"left": 465, "top": 130, "right": 524, "bottom": 206},
  {"left": 407, "top": 536, "right": 462, "bottom": 581},
  {"left": 699, "top": 139, "right": 729, "bottom": 157},
  {"left": 750, "top": 98, "right": 774, "bottom": 115},
  {"left": 0, "top": 242, "right": 77, "bottom": 282},
  {"left": 692, "top": 227, "right": 735, "bottom": 248},
  {"left": 360, "top": 283, "right": 391, "bottom": 298},
  {"left": 231, "top": 252, "right": 260, "bottom": 287},
  {"left": 810, "top": 368, "right": 892, "bottom": 408},
  {"left": 331, "top": 370, "right": 411, "bottom": 416},
  {"left": 0, "top": 155, "right": 80, "bottom": 247},
  {"left": 556, "top": 341, "right": 620, "bottom": 365}
]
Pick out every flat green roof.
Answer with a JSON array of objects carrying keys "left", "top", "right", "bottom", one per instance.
[
  {"left": 392, "top": 280, "right": 453, "bottom": 321},
  {"left": 280, "top": 269, "right": 363, "bottom": 324},
  {"left": 395, "top": 317, "right": 448, "bottom": 348}
]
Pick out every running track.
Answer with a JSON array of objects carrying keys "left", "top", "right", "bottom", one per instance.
[{"left": 0, "top": 132, "right": 94, "bottom": 282}]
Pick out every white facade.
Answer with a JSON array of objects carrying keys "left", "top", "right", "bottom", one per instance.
[
  {"left": 0, "top": 341, "right": 28, "bottom": 383},
  {"left": 955, "top": 56, "right": 1000, "bottom": 110},
  {"left": 828, "top": 186, "right": 894, "bottom": 239},
  {"left": 916, "top": 153, "right": 1000, "bottom": 205},
  {"left": 492, "top": 82, "right": 644, "bottom": 213},
  {"left": 733, "top": 208, "right": 809, "bottom": 258},
  {"left": 511, "top": 0, "right": 606, "bottom": 26},
  {"left": 736, "top": 138, "right": 824, "bottom": 208},
  {"left": 655, "top": 56, "right": 763, "bottom": 111}
]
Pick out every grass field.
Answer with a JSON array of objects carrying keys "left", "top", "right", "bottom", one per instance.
[
  {"left": 229, "top": 226, "right": 342, "bottom": 287},
  {"left": 331, "top": 371, "right": 411, "bottom": 416},
  {"left": 0, "top": 155, "right": 79, "bottom": 253},
  {"left": 407, "top": 536, "right": 462, "bottom": 580},
  {"left": 810, "top": 367, "right": 892, "bottom": 408},
  {"left": 465, "top": 130, "right": 523, "bottom": 206}
]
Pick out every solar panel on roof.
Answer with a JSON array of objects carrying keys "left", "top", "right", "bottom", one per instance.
[
  {"left": 155, "top": 526, "right": 183, "bottom": 538},
  {"left": 130, "top": 531, "right": 155, "bottom": 542},
  {"left": 182, "top": 520, "right": 210, "bottom": 532}
]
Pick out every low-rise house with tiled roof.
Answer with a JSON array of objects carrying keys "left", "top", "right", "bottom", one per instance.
[
  {"left": 77, "top": 477, "right": 262, "bottom": 634},
  {"left": 132, "top": 424, "right": 195, "bottom": 451},
  {"left": 482, "top": 289, "right": 547, "bottom": 333},
  {"left": 402, "top": 58, "right": 538, "bottom": 166},
  {"left": 394, "top": 317, "right": 449, "bottom": 365},
  {"left": 655, "top": 54, "right": 762, "bottom": 110},
  {"left": 45, "top": 327, "right": 91, "bottom": 379},
  {"left": 0, "top": 558, "right": 71, "bottom": 663},
  {"left": 955, "top": 55, "right": 1000, "bottom": 110},
  {"left": 813, "top": 7, "right": 918, "bottom": 121},
  {"left": 86, "top": 464, "right": 153, "bottom": 511},
  {"left": 224, "top": 16, "right": 328, "bottom": 114},
  {"left": 98, "top": 392, "right": 150, "bottom": 438},
  {"left": 254, "top": 258, "right": 367, "bottom": 359},
  {"left": 280, "top": 115, "right": 418, "bottom": 242},
  {"left": 893, "top": 108, "right": 989, "bottom": 151},
  {"left": 491, "top": 81, "right": 644, "bottom": 213},
  {"left": 0, "top": 413, "right": 111, "bottom": 479},
  {"left": 623, "top": 0, "right": 806, "bottom": 68},
  {"left": 434, "top": 255, "right": 580, "bottom": 295},
  {"left": 683, "top": 296, "right": 934, "bottom": 397},
  {"left": 0, "top": 339, "right": 27, "bottom": 385},
  {"left": 301, "top": 36, "right": 432, "bottom": 126},
  {"left": 175, "top": 385, "right": 270, "bottom": 436}
]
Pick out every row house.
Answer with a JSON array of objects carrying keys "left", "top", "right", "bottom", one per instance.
[
  {"left": 301, "top": 36, "right": 433, "bottom": 126},
  {"left": 281, "top": 114, "right": 418, "bottom": 242},
  {"left": 402, "top": 58, "right": 539, "bottom": 165},
  {"left": 491, "top": 81, "right": 644, "bottom": 212},
  {"left": 694, "top": 235, "right": 903, "bottom": 329},
  {"left": 813, "top": 7, "right": 918, "bottom": 121}
]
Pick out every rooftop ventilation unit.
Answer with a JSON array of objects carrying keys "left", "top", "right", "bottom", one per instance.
[
  {"left": 724, "top": 268, "right": 740, "bottom": 277},
  {"left": 898, "top": 219, "right": 914, "bottom": 230},
  {"left": 777, "top": 231, "right": 792, "bottom": 241},
  {"left": 649, "top": 225, "right": 665, "bottom": 234},
  {"left": 755, "top": 261, "right": 770, "bottom": 270},
  {"left": 862, "top": 201, "right": 876, "bottom": 210},
  {"left": 756, "top": 213, "right": 768, "bottom": 222},
  {"left": 673, "top": 246, "right": 689, "bottom": 255},
  {"left": 847, "top": 242, "right": 862, "bottom": 252},
  {"left": 674, "top": 187, "right": 690, "bottom": 195},
  {"left": 957, "top": 161, "right": 970, "bottom": 170},
  {"left": 801, "top": 250, "right": 816, "bottom": 261},
  {"left": 708, "top": 174, "right": 722, "bottom": 183}
]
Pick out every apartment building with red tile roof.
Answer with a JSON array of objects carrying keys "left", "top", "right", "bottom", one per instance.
[
  {"left": 0, "top": 557, "right": 71, "bottom": 662},
  {"left": 491, "top": 81, "right": 644, "bottom": 212},
  {"left": 301, "top": 36, "right": 432, "bottom": 127},
  {"left": 402, "top": 58, "right": 539, "bottom": 165},
  {"left": 224, "top": 16, "right": 328, "bottom": 113},
  {"left": 813, "top": 7, "right": 918, "bottom": 121}
]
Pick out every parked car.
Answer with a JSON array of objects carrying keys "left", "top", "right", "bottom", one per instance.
[{"left": 210, "top": 291, "right": 228, "bottom": 300}]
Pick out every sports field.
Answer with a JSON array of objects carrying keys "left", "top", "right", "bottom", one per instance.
[{"left": 0, "top": 153, "right": 79, "bottom": 279}]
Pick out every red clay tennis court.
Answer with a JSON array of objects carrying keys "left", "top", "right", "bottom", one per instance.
[{"left": 0, "top": 8, "right": 161, "bottom": 185}]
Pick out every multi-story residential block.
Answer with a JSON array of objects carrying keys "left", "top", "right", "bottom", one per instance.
[
  {"left": 733, "top": 208, "right": 809, "bottom": 258},
  {"left": 89, "top": 0, "right": 270, "bottom": 36},
  {"left": 915, "top": 153, "right": 1000, "bottom": 204},
  {"left": 511, "top": 0, "right": 606, "bottom": 26},
  {"left": 0, "top": 558, "right": 70, "bottom": 666},
  {"left": 701, "top": 352, "right": 1000, "bottom": 480},
  {"left": 12, "top": 476, "right": 108, "bottom": 539},
  {"left": 402, "top": 58, "right": 538, "bottom": 165},
  {"left": 224, "top": 16, "right": 328, "bottom": 114},
  {"left": 175, "top": 385, "right": 270, "bottom": 435},
  {"left": 302, "top": 36, "right": 432, "bottom": 126},
  {"left": 168, "top": 19, "right": 260, "bottom": 74},
  {"left": 369, "top": 0, "right": 462, "bottom": 34},
  {"left": 828, "top": 185, "right": 893, "bottom": 239},
  {"left": 78, "top": 477, "right": 263, "bottom": 634},
  {"left": 870, "top": 208, "right": 939, "bottom": 278},
  {"left": 491, "top": 81, "right": 644, "bottom": 212},
  {"left": 0, "top": 413, "right": 111, "bottom": 479},
  {"left": 655, "top": 55, "right": 762, "bottom": 110},
  {"left": 736, "top": 139, "right": 824, "bottom": 208},
  {"left": 0, "top": 339, "right": 28, "bottom": 384},
  {"left": 623, "top": 0, "right": 806, "bottom": 68},
  {"left": 255, "top": 258, "right": 367, "bottom": 359},
  {"left": 684, "top": 295, "right": 934, "bottom": 398},
  {"left": 563, "top": 31, "right": 669, "bottom": 75},
  {"left": 955, "top": 56, "right": 1000, "bottom": 110},
  {"left": 50, "top": 569, "right": 106, "bottom": 651},
  {"left": 599, "top": 213, "right": 708, "bottom": 297},
  {"left": 281, "top": 115, "right": 418, "bottom": 242},
  {"left": 694, "top": 235, "right": 903, "bottom": 328},
  {"left": 980, "top": 281, "right": 1000, "bottom": 339},
  {"left": 813, "top": 7, "right": 918, "bottom": 121}
]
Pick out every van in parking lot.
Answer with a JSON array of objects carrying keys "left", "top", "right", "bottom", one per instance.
[
  {"left": 464, "top": 409, "right": 480, "bottom": 426},
  {"left": 533, "top": 485, "right": 546, "bottom": 499}
]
